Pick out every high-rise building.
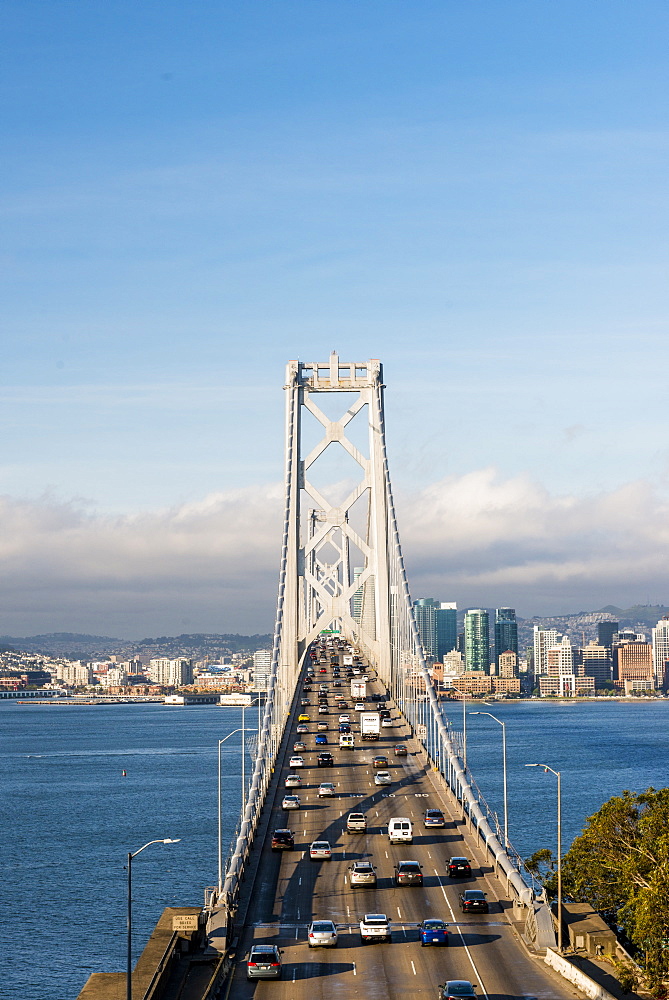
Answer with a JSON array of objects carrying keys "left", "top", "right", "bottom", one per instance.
[
  {"left": 614, "top": 641, "right": 654, "bottom": 687},
  {"left": 581, "top": 642, "right": 612, "bottom": 688},
  {"left": 546, "top": 636, "right": 574, "bottom": 676},
  {"left": 253, "top": 649, "right": 272, "bottom": 692},
  {"left": 533, "top": 627, "right": 560, "bottom": 676},
  {"left": 464, "top": 609, "right": 490, "bottom": 673},
  {"left": 436, "top": 603, "right": 458, "bottom": 658},
  {"left": 597, "top": 620, "right": 619, "bottom": 653},
  {"left": 651, "top": 616, "right": 669, "bottom": 688},
  {"left": 413, "top": 598, "right": 438, "bottom": 658},
  {"left": 495, "top": 608, "right": 518, "bottom": 664}
]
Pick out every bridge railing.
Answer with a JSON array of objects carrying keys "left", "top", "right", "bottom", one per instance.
[
  {"left": 371, "top": 381, "right": 541, "bottom": 908},
  {"left": 212, "top": 384, "right": 301, "bottom": 915}
]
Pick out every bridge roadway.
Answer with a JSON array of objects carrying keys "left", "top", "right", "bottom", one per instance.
[{"left": 227, "top": 659, "right": 580, "bottom": 1000}]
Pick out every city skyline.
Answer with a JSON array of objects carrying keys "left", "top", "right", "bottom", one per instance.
[{"left": 2, "top": 3, "right": 669, "bottom": 636}]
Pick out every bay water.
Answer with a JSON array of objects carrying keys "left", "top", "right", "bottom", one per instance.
[{"left": 2, "top": 698, "right": 668, "bottom": 999}]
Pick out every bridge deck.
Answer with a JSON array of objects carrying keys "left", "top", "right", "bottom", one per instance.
[{"left": 226, "top": 663, "right": 576, "bottom": 1000}]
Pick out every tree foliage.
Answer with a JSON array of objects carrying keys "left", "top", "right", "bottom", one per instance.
[{"left": 558, "top": 787, "right": 669, "bottom": 994}]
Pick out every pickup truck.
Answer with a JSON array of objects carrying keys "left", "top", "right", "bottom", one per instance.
[{"left": 346, "top": 812, "right": 367, "bottom": 833}]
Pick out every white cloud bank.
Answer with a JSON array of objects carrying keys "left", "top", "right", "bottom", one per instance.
[{"left": 1, "top": 469, "right": 668, "bottom": 638}]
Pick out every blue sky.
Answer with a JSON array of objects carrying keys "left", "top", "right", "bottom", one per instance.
[{"left": 1, "top": 1, "right": 668, "bottom": 637}]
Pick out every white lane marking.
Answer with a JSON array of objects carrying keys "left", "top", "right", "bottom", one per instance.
[
  {"left": 385, "top": 850, "right": 389, "bottom": 858},
  {"left": 411, "top": 960, "right": 417, "bottom": 976},
  {"left": 297, "top": 907, "right": 300, "bottom": 919},
  {"left": 427, "top": 851, "right": 432, "bottom": 859},
  {"left": 353, "top": 963, "right": 357, "bottom": 976},
  {"left": 303, "top": 829, "right": 307, "bottom": 836},
  {"left": 344, "top": 876, "right": 347, "bottom": 884},
  {"left": 293, "top": 967, "right": 297, "bottom": 980},
  {"left": 298, "top": 877, "right": 302, "bottom": 886},
  {"left": 375, "top": 810, "right": 379, "bottom": 817},
  {"left": 295, "top": 926, "right": 298, "bottom": 940},
  {"left": 435, "top": 870, "right": 489, "bottom": 1000},
  {"left": 397, "top": 906, "right": 402, "bottom": 919},
  {"left": 347, "top": 905, "right": 350, "bottom": 918}
]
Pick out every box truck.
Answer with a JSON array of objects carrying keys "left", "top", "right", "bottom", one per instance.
[
  {"left": 360, "top": 712, "right": 380, "bottom": 740},
  {"left": 350, "top": 679, "right": 367, "bottom": 700}
]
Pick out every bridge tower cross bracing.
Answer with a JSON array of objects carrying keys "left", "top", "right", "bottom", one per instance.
[{"left": 280, "top": 352, "right": 393, "bottom": 685}]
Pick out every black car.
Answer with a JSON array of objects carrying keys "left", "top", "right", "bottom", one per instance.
[
  {"left": 394, "top": 860, "right": 423, "bottom": 886},
  {"left": 438, "top": 981, "right": 477, "bottom": 1000},
  {"left": 379, "top": 709, "right": 390, "bottom": 719},
  {"left": 459, "top": 890, "right": 488, "bottom": 913},
  {"left": 317, "top": 752, "right": 334, "bottom": 767},
  {"left": 271, "top": 829, "right": 294, "bottom": 852},
  {"left": 447, "top": 857, "right": 472, "bottom": 877}
]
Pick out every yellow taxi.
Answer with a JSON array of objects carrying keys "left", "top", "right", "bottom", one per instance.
[{"left": 298, "top": 714, "right": 311, "bottom": 723}]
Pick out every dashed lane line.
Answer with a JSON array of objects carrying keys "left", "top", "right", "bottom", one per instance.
[{"left": 435, "top": 869, "right": 489, "bottom": 1000}]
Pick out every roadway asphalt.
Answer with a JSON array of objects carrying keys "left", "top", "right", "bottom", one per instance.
[{"left": 228, "top": 654, "right": 583, "bottom": 1000}]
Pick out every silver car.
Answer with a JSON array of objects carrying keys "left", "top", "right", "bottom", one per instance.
[
  {"left": 308, "top": 919, "right": 338, "bottom": 947},
  {"left": 282, "top": 794, "right": 301, "bottom": 810},
  {"left": 246, "top": 944, "right": 283, "bottom": 979},
  {"left": 309, "top": 840, "right": 332, "bottom": 860},
  {"left": 374, "top": 770, "right": 392, "bottom": 785},
  {"left": 349, "top": 861, "right": 377, "bottom": 886}
]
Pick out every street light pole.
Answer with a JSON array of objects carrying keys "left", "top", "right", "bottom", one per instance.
[
  {"left": 525, "top": 763, "right": 562, "bottom": 952},
  {"left": 470, "top": 710, "right": 508, "bottom": 849},
  {"left": 217, "top": 729, "right": 244, "bottom": 892},
  {"left": 127, "top": 838, "right": 181, "bottom": 1000}
]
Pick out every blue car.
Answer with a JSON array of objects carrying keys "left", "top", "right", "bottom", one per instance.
[
  {"left": 315, "top": 734, "right": 328, "bottom": 745},
  {"left": 419, "top": 918, "right": 449, "bottom": 946}
]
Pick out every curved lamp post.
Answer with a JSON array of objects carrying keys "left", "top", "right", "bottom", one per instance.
[
  {"left": 525, "top": 762, "right": 562, "bottom": 951},
  {"left": 470, "top": 710, "right": 508, "bottom": 849},
  {"left": 127, "top": 838, "right": 181, "bottom": 1000},
  {"left": 217, "top": 729, "right": 245, "bottom": 891}
]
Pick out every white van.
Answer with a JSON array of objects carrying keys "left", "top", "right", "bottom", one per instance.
[
  {"left": 387, "top": 817, "right": 413, "bottom": 843},
  {"left": 339, "top": 733, "right": 355, "bottom": 749}
]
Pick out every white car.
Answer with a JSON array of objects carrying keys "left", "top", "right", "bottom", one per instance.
[
  {"left": 285, "top": 773, "right": 302, "bottom": 788},
  {"left": 354, "top": 702, "right": 365, "bottom": 711},
  {"left": 318, "top": 782, "right": 336, "bottom": 797},
  {"left": 374, "top": 770, "right": 392, "bottom": 785},
  {"left": 308, "top": 919, "right": 338, "bottom": 947},
  {"left": 381, "top": 717, "right": 394, "bottom": 728},
  {"left": 318, "top": 705, "right": 328, "bottom": 714},
  {"left": 360, "top": 913, "right": 391, "bottom": 942},
  {"left": 289, "top": 755, "right": 305, "bottom": 768},
  {"left": 309, "top": 840, "right": 332, "bottom": 860},
  {"left": 317, "top": 721, "right": 328, "bottom": 731},
  {"left": 282, "top": 794, "right": 301, "bottom": 810},
  {"left": 338, "top": 714, "right": 351, "bottom": 723}
]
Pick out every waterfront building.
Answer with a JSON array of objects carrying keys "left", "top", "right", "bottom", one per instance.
[
  {"left": 651, "top": 616, "right": 669, "bottom": 688},
  {"left": 533, "top": 627, "right": 560, "bottom": 676},
  {"left": 494, "top": 608, "right": 518, "bottom": 664},
  {"left": 546, "top": 636, "right": 574, "bottom": 677},
  {"left": 613, "top": 639, "right": 654, "bottom": 688},
  {"left": 451, "top": 671, "right": 493, "bottom": 697},
  {"left": 464, "top": 609, "right": 490, "bottom": 673},
  {"left": 581, "top": 642, "right": 612, "bottom": 688},
  {"left": 148, "top": 657, "right": 193, "bottom": 686}
]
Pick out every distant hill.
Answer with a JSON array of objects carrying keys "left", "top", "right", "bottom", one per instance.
[
  {"left": 596, "top": 605, "right": 669, "bottom": 626},
  {"left": 0, "top": 631, "right": 273, "bottom": 659}
]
